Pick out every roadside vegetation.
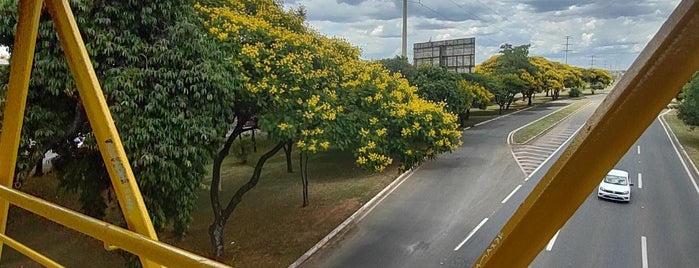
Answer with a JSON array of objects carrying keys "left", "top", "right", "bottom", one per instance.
[
  {"left": 669, "top": 70, "right": 699, "bottom": 165},
  {"left": 0, "top": 0, "right": 614, "bottom": 267}
]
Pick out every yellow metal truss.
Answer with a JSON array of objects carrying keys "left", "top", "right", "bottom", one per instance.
[
  {"left": 0, "top": 0, "right": 229, "bottom": 267},
  {"left": 475, "top": 0, "right": 699, "bottom": 267},
  {"left": 1, "top": 0, "right": 698, "bottom": 267}
]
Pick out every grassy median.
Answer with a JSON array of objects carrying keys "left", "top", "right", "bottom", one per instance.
[{"left": 511, "top": 100, "right": 589, "bottom": 144}]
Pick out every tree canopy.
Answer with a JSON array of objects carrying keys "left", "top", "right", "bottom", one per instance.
[
  {"left": 678, "top": 71, "right": 699, "bottom": 126},
  {"left": 196, "top": 0, "right": 463, "bottom": 257},
  {"left": 0, "top": 0, "right": 237, "bottom": 235}
]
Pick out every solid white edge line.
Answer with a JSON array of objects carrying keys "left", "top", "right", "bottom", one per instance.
[
  {"left": 501, "top": 184, "right": 522, "bottom": 204},
  {"left": 662, "top": 111, "right": 699, "bottom": 177},
  {"left": 509, "top": 102, "right": 586, "bottom": 177},
  {"left": 474, "top": 106, "right": 535, "bottom": 127},
  {"left": 641, "top": 236, "right": 648, "bottom": 268},
  {"left": 288, "top": 166, "right": 419, "bottom": 268},
  {"left": 545, "top": 230, "right": 560, "bottom": 251},
  {"left": 638, "top": 173, "right": 643, "bottom": 189},
  {"left": 524, "top": 124, "right": 585, "bottom": 182},
  {"left": 658, "top": 112, "right": 699, "bottom": 197},
  {"left": 454, "top": 218, "right": 489, "bottom": 251}
]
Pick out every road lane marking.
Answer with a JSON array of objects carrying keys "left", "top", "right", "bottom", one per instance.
[
  {"left": 642, "top": 236, "right": 648, "bottom": 268},
  {"left": 638, "top": 173, "right": 643, "bottom": 189},
  {"left": 454, "top": 218, "right": 489, "bottom": 251},
  {"left": 524, "top": 125, "right": 585, "bottom": 181},
  {"left": 659, "top": 114, "right": 699, "bottom": 197},
  {"left": 545, "top": 230, "right": 560, "bottom": 251},
  {"left": 501, "top": 185, "right": 522, "bottom": 204},
  {"left": 638, "top": 145, "right": 641, "bottom": 155}
]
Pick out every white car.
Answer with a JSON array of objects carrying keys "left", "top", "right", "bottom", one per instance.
[{"left": 597, "top": 169, "right": 633, "bottom": 202}]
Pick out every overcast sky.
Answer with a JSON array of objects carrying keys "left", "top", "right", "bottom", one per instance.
[
  {"left": 1, "top": 1, "right": 682, "bottom": 70},
  {"left": 284, "top": 0, "right": 682, "bottom": 70}
]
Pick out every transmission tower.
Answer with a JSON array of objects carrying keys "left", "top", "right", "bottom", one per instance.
[{"left": 563, "top": 36, "right": 572, "bottom": 64}]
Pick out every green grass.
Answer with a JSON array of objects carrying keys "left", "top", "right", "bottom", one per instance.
[
  {"left": 664, "top": 110, "right": 699, "bottom": 166},
  {"left": 3, "top": 91, "right": 587, "bottom": 267},
  {"left": 511, "top": 100, "right": 589, "bottom": 144}
]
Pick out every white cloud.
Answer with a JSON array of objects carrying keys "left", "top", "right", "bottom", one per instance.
[{"left": 286, "top": 0, "right": 682, "bottom": 70}]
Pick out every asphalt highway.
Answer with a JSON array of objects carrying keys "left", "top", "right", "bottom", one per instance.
[{"left": 301, "top": 92, "right": 699, "bottom": 267}]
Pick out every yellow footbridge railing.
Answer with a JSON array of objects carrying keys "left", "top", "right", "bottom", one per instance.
[
  {"left": 0, "top": 0, "right": 229, "bottom": 267},
  {"left": 0, "top": 0, "right": 698, "bottom": 267}
]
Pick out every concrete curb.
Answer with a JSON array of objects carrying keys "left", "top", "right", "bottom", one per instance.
[
  {"left": 287, "top": 166, "right": 419, "bottom": 268},
  {"left": 288, "top": 101, "right": 554, "bottom": 267},
  {"left": 507, "top": 100, "right": 590, "bottom": 145}
]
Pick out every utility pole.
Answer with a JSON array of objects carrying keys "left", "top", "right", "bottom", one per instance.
[
  {"left": 590, "top": 55, "right": 595, "bottom": 68},
  {"left": 402, "top": 0, "right": 407, "bottom": 58},
  {"left": 563, "top": 36, "right": 571, "bottom": 65}
]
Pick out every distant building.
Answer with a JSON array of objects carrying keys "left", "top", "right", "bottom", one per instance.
[{"left": 413, "top": 37, "right": 475, "bottom": 74}]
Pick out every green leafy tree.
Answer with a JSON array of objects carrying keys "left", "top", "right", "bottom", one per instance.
[
  {"left": 678, "top": 71, "right": 699, "bottom": 126},
  {"left": 499, "top": 73, "right": 527, "bottom": 111},
  {"left": 0, "top": 0, "right": 236, "bottom": 238},
  {"left": 198, "top": 0, "right": 462, "bottom": 258},
  {"left": 461, "top": 79, "right": 493, "bottom": 120},
  {"left": 478, "top": 44, "right": 538, "bottom": 105},
  {"left": 412, "top": 65, "right": 471, "bottom": 120},
  {"left": 378, "top": 55, "right": 417, "bottom": 81}
]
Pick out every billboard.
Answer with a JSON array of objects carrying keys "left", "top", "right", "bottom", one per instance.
[{"left": 413, "top": 37, "right": 475, "bottom": 74}]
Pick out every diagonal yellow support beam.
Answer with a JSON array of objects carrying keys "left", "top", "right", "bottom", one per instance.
[
  {"left": 0, "top": 0, "right": 44, "bottom": 259},
  {"left": 44, "top": 0, "right": 159, "bottom": 267},
  {"left": 475, "top": 0, "right": 699, "bottom": 267}
]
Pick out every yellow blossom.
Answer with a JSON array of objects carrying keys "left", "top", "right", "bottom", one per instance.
[
  {"left": 278, "top": 123, "right": 290, "bottom": 131},
  {"left": 356, "top": 156, "right": 367, "bottom": 165},
  {"left": 359, "top": 128, "right": 370, "bottom": 137},
  {"left": 320, "top": 141, "right": 330, "bottom": 149}
]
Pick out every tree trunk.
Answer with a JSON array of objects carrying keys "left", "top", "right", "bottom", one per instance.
[
  {"left": 527, "top": 94, "right": 533, "bottom": 106},
  {"left": 209, "top": 141, "right": 285, "bottom": 258},
  {"left": 208, "top": 118, "right": 247, "bottom": 258},
  {"left": 34, "top": 158, "right": 44, "bottom": 177},
  {"left": 300, "top": 151, "right": 309, "bottom": 207},
  {"left": 284, "top": 141, "right": 293, "bottom": 173}
]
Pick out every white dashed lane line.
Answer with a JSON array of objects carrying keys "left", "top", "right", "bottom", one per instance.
[
  {"left": 642, "top": 236, "right": 648, "bottom": 268},
  {"left": 501, "top": 185, "right": 522, "bottom": 204},
  {"left": 638, "top": 173, "right": 643, "bottom": 189},
  {"left": 454, "top": 218, "right": 489, "bottom": 251},
  {"left": 545, "top": 230, "right": 561, "bottom": 251}
]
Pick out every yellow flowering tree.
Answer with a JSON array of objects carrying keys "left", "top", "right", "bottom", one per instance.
[
  {"left": 196, "top": 0, "right": 354, "bottom": 257},
  {"left": 335, "top": 61, "right": 462, "bottom": 171},
  {"left": 197, "top": 0, "right": 461, "bottom": 258}
]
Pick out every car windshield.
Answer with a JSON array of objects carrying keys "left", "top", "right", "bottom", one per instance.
[{"left": 604, "top": 174, "right": 628, "bottom": 185}]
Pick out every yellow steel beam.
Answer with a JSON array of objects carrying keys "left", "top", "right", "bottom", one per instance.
[
  {"left": 43, "top": 0, "right": 159, "bottom": 267},
  {"left": 0, "top": 0, "right": 44, "bottom": 259},
  {"left": 0, "top": 184, "right": 230, "bottom": 267},
  {"left": 474, "top": 0, "right": 699, "bottom": 267},
  {"left": 0, "top": 233, "right": 65, "bottom": 268}
]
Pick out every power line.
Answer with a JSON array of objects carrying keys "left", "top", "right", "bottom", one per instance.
[
  {"left": 563, "top": 35, "right": 572, "bottom": 64},
  {"left": 443, "top": 0, "right": 528, "bottom": 45}
]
